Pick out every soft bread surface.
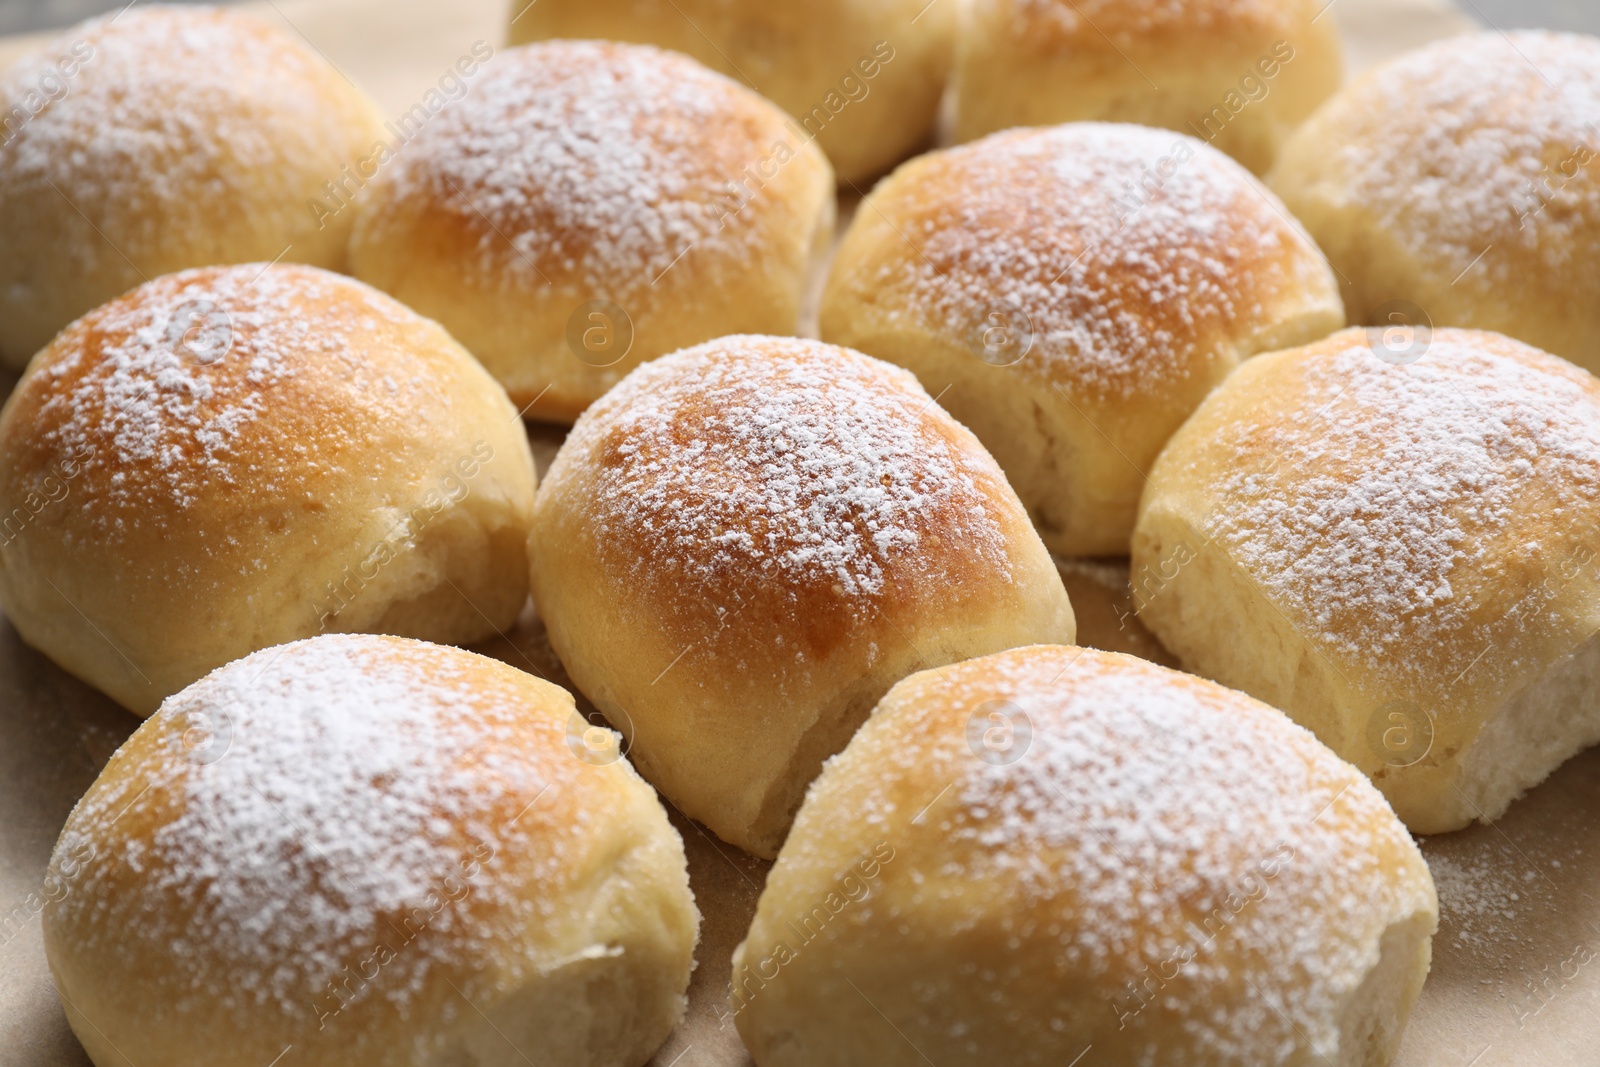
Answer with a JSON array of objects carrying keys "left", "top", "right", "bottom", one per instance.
[
  {"left": 0, "top": 5, "right": 385, "bottom": 370},
  {"left": 821, "top": 122, "right": 1344, "bottom": 557},
  {"left": 350, "top": 40, "right": 835, "bottom": 422},
  {"left": 528, "top": 336, "right": 1076, "bottom": 858},
  {"left": 733, "top": 646, "right": 1437, "bottom": 1066},
  {"left": 1269, "top": 30, "right": 1600, "bottom": 370},
  {"left": 954, "top": 0, "right": 1343, "bottom": 174},
  {"left": 41, "top": 635, "right": 699, "bottom": 1067},
  {"left": 0, "top": 264, "right": 537, "bottom": 716},
  {"left": 507, "top": 0, "right": 953, "bottom": 184},
  {"left": 1132, "top": 328, "right": 1600, "bottom": 833}
]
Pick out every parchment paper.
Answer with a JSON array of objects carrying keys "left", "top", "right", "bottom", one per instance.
[{"left": 11, "top": 2, "right": 1596, "bottom": 1066}]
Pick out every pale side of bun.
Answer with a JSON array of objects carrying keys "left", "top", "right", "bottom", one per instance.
[
  {"left": 350, "top": 41, "right": 835, "bottom": 423},
  {"left": 1269, "top": 31, "right": 1600, "bottom": 370},
  {"left": 821, "top": 123, "right": 1344, "bottom": 557},
  {"left": 0, "top": 264, "right": 537, "bottom": 717},
  {"left": 733, "top": 645, "right": 1436, "bottom": 1066},
  {"left": 0, "top": 6, "right": 386, "bottom": 371},
  {"left": 42, "top": 635, "right": 698, "bottom": 1067},
  {"left": 953, "top": 0, "right": 1342, "bottom": 174},
  {"left": 1133, "top": 328, "right": 1600, "bottom": 833},
  {"left": 507, "top": 1, "right": 952, "bottom": 184},
  {"left": 528, "top": 336, "right": 1076, "bottom": 858}
]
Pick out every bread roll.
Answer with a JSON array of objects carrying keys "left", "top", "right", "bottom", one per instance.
[
  {"left": 0, "top": 264, "right": 536, "bottom": 717},
  {"left": 1133, "top": 327, "right": 1600, "bottom": 834},
  {"left": 528, "top": 335, "right": 1076, "bottom": 858},
  {"left": 42, "top": 634, "right": 698, "bottom": 1067},
  {"left": 0, "top": 6, "right": 385, "bottom": 371},
  {"left": 953, "top": 0, "right": 1343, "bottom": 174},
  {"left": 349, "top": 41, "right": 834, "bottom": 423},
  {"left": 506, "top": 0, "right": 952, "bottom": 184},
  {"left": 1270, "top": 31, "right": 1600, "bottom": 370},
  {"left": 821, "top": 122, "right": 1344, "bottom": 557},
  {"left": 733, "top": 645, "right": 1437, "bottom": 1066}
]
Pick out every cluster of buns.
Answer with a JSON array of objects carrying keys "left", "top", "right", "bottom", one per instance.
[{"left": 5, "top": 3, "right": 1599, "bottom": 1066}]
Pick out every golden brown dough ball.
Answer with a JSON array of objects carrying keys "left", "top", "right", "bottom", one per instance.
[
  {"left": 1134, "top": 327, "right": 1600, "bottom": 833},
  {"left": 0, "top": 6, "right": 386, "bottom": 371},
  {"left": 528, "top": 335, "right": 1076, "bottom": 858},
  {"left": 954, "top": 0, "right": 1343, "bottom": 174},
  {"left": 42, "top": 635, "right": 698, "bottom": 1067},
  {"left": 1270, "top": 30, "right": 1600, "bottom": 370},
  {"left": 350, "top": 40, "right": 835, "bottom": 423},
  {"left": 0, "top": 264, "right": 536, "bottom": 716},
  {"left": 822, "top": 122, "right": 1343, "bottom": 557},
  {"left": 735, "top": 646, "right": 1437, "bottom": 1066}
]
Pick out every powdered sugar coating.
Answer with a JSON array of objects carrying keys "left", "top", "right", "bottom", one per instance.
[
  {"left": 758, "top": 647, "right": 1433, "bottom": 1062},
  {"left": 0, "top": 4, "right": 381, "bottom": 368},
  {"left": 557, "top": 336, "right": 1013, "bottom": 616},
  {"left": 18, "top": 263, "right": 463, "bottom": 528},
  {"left": 867, "top": 123, "right": 1331, "bottom": 401},
  {"left": 48, "top": 636, "right": 581, "bottom": 1034},
  {"left": 1305, "top": 31, "right": 1600, "bottom": 285},
  {"left": 36, "top": 269, "right": 313, "bottom": 510},
  {"left": 371, "top": 40, "right": 770, "bottom": 291},
  {"left": 0, "top": 6, "right": 341, "bottom": 224},
  {"left": 1206, "top": 331, "right": 1600, "bottom": 690}
]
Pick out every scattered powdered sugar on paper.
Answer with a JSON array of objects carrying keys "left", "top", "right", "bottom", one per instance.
[
  {"left": 1424, "top": 847, "right": 1546, "bottom": 962},
  {"left": 565, "top": 336, "right": 1011, "bottom": 607},
  {"left": 53, "top": 636, "right": 564, "bottom": 1026},
  {"left": 852, "top": 649, "right": 1427, "bottom": 1062},
  {"left": 1209, "top": 334, "right": 1600, "bottom": 682},
  {"left": 379, "top": 40, "right": 754, "bottom": 289},
  {"left": 1324, "top": 31, "right": 1600, "bottom": 281},
  {"left": 880, "top": 123, "right": 1320, "bottom": 399}
]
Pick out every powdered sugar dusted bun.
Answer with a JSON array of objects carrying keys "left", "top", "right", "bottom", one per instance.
[
  {"left": 954, "top": 0, "right": 1342, "bottom": 174},
  {"left": 507, "top": 0, "right": 952, "bottom": 184},
  {"left": 734, "top": 646, "right": 1436, "bottom": 1066},
  {"left": 349, "top": 41, "right": 834, "bottom": 423},
  {"left": 42, "top": 634, "right": 698, "bottom": 1067},
  {"left": 528, "top": 336, "right": 1076, "bottom": 858},
  {"left": 1270, "top": 31, "right": 1600, "bottom": 369},
  {"left": 1132, "top": 328, "right": 1600, "bottom": 834},
  {"left": 0, "top": 264, "right": 536, "bottom": 717},
  {"left": 820, "top": 122, "right": 1343, "bottom": 557},
  {"left": 0, "top": 5, "right": 385, "bottom": 371}
]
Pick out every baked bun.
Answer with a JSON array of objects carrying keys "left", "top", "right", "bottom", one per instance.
[
  {"left": 733, "top": 645, "right": 1437, "bottom": 1066},
  {"left": 0, "top": 6, "right": 385, "bottom": 371},
  {"left": 1270, "top": 31, "right": 1600, "bottom": 369},
  {"left": 0, "top": 264, "right": 536, "bottom": 717},
  {"left": 820, "top": 122, "right": 1344, "bottom": 557},
  {"left": 953, "top": 0, "right": 1343, "bottom": 174},
  {"left": 528, "top": 335, "right": 1076, "bottom": 858},
  {"left": 507, "top": 0, "right": 952, "bottom": 184},
  {"left": 1132, "top": 327, "right": 1600, "bottom": 834},
  {"left": 349, "top": 41, "right": 834, "bottom": 423},
  {"left": 42, "top": 634, "right": 698, "bottom": 1067}
]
